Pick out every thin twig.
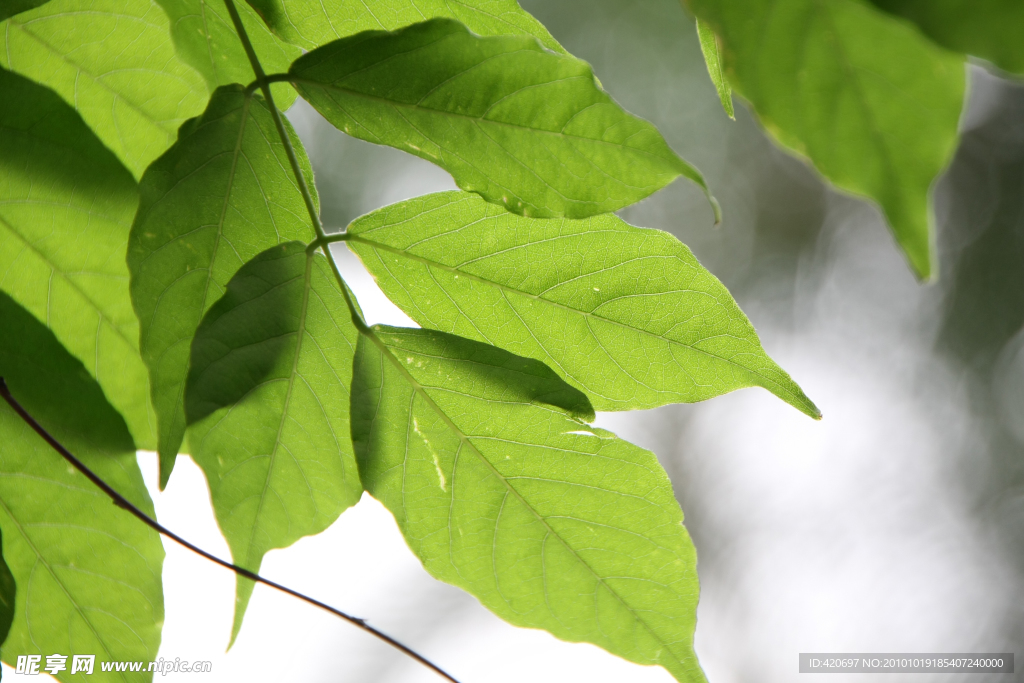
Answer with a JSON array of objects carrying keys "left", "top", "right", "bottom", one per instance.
[{"left": 0, "top": 377, "right": 459, "bottom": 683}]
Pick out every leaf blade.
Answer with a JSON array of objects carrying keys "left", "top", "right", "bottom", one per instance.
[
  {"left": 695, "top": 17, "right": 734, "bottom": 119},
  {"left": 868, "top": 0, "right": 1024, "bottom": 76},
  {"left": 128, "top": 85, "right": 317, "bottom": 486},
  {"left": 0, "top": 67, "right": 156, "bottom": 450},
  {"left": 291, "top": 18, "right": 717, "bottom": 221},
  {"left": 0, "top": 0, "right": 209, "bottom": 178},
  {"left": 689, "top": 0, "right": 965, "bottom": 279},
  {"left": 245, "top": 0, "right": 567, "bottom": 53},
  {"left": 353, "top": 326, "right": 707, "bottom": 683},
  {"left": 185, "top": 243, "right": 362, "bottom": 642},
  {"left": 346, "top": 191, "right": 818, "bottom": 416},
  {"left": 0, "top": 291, "right": 164, "bottom": 681}
]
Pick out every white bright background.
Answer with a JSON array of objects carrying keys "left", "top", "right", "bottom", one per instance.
[{"left": 6, "top": 2, "right": 1024, "bottom": 681}]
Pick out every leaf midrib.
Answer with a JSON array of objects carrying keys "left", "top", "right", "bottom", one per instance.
[
  {"left": 350, "top": 234, "right": 809, "bottom": 409},
  {"left": 365, "top": 328, "right": 683, "bottom": 668},
  {"left": 243, "top": 252, "right": 315, "bottom": 567}
]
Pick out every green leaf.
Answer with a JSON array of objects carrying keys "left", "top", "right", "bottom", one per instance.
[
  {"left": 245, "top": 0, "right": 566, "bottom": 53},
  {"left": 868, "top": 0, "right": 1024, "bottom": 76},
  {"left": 128, "top": 85, "right": 317, "bottom": 488},
  {"left": 0, "top": 67, "right": 156, "bottom": 451},
  {"left": 0, "top": 291, "right": 164, "bottom": 681},
  {"left": 154, "top": 0, "right": 300, "bottom": 109},
  {"left": 695, "top": 17, "right": 734, "bottom": 119},
  {"left": 0, "top": 0, "right": 208, "bottom": 179},
  {"left": 345, "top": 191, "right": 818, "bottom": 416},
  {"left": 0, "top": 527, "right": 15, "bottom": 647},
  {"left": 291, "top": 18, "right": 719, "bottom": 221},
  {"left": 353, "top": 326, "right": 706, "bottom": 683},
  {"left": 185, "top": 243, "right": 362, "bottom": 643},
  {"left": 0, "top": 0, "right": 48, "bottom": 21},
  {"left": 687, "top": 0, "right": 966, "bottom": 279}
]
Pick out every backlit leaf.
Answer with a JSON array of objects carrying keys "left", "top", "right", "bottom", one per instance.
[
  {"left": 0, "top": 0, "right": 48, "bottom": 21},
  {"left": 346, "top": 191, "right": 818, "bottom": 416},
  {"left": 291, "top": 18, "right": 718, "bottom": 221},
  {"left": 0, "top": 291, "right": 164, "bottom": 681},
  {"left": 353, "top": 326, "right": 706, "bottom": 683},
  {"left": 0, "top": 527, "right": 14, "bottom": 647},
  {"left": 687, "top": 0, "right": 965, "bottom": 279},
  {"left": 0, "top": 0, "right": 208, "bottom": 178},
  {"left": 244, "top": 0, "right": 565, "bottom": 53},
  {"left": 185, "top": 243, "right": 362, "bottom": 642},
  {"left": 128, "top": 85, "right": 316, "bottom": 487},
  {"left": 0, "top": 67, "right": 155, "bottom": 450}
]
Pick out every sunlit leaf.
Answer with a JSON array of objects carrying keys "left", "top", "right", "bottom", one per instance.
[
  {"left": 291, "top": 18, "right": 719, "bottom": 221},
  {"left": 695, "top": 17, "right": 734, "bottom": 119},
  {"left": 346, "top": 191, "right": 818, "bottom": 416},
  {"left": 687, "top": 0, "right": 965, "bottom": 279},
  {"left": 0, "top": 67, "right": 155, "bottom": 450},
  {"left": 245, "top": 0, "right": 565, "bottom": 53},
  {"left": 185, "top": 243, "right": 362, "bottom": 642},
  {"left": 128, "top": 85, "right": 316, "bottom": 487},
  {"left": 868, "top": 0, "right": 1024, "bottom": 76},
  {"left": 0, "top": 291, "right": 164, "bottom": 681},
  {"left": 154, "top": 0, "right": 300, "bottom": 108},
  {"left": 353, "top": 326, "right": 706, "bottom": 683},
  {"left": 0, "top": 0, "right": 208, "bottom": 178}
]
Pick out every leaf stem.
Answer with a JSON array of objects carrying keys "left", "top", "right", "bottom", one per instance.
[
  {"left": 222, "top": 0, "right": 326, "bottom": 240},
  {"left": 0, "top": 377, "right": 459, "bottom": 683}
]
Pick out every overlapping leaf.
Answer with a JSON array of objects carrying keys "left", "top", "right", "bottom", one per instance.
[
  {"left": 0, "top": 292, "right": 164, "bottom": 681},
  {"left": 244, "top": 0, "right": 565, "bottom": 53},
  {"left": 291, "top": 18, "right": 718, "bottom": 220},
  {"left": 696, "top": 17, "right": 734, "bottom": 119},
  {"left": 0, "top": 0, "right": 208, "bottom": 178},
  {"left": 869, "top": 0, "right": 1024, "bottom": 76},
  {"left": 687, "top": 0, "right": 965, "bottom": 279},
  {"left": 0, "top": 0, "right": 48, "bottom": 21},
  {"left": 0, "top": 527, "right": 14, "bottom": 646},
  {"left": 353, "top": 326, "right": 706, "bottom": 683},
  {"left": 345, "top": 191, "right": 817, "bottom": 415},
  {"left": 154, "top": 0, "right": 300, "bottom": 108},
  {"left": 0, "top": 67, "right": 155, "bottom": 450},
  {"left": 128, "top": 85, "right": 316, "bottom": 486},
  {"left": 185, "top": 243, "right": 362, "bottom": 642}
]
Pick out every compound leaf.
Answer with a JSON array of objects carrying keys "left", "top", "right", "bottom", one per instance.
[
  {"left": 185, "top": 243, "right": 362, "bottom": 643},
  {"left": 688, "top": 0, "right": 965, "bottom": 279},
  {"left": 154, "top": 0, "right": 300, "bottom": 109},
  {"left": 0, "top": 291, "right": 164, "bottom": 681},
  {"left": 353, "top": 326, "right": 706, "bottom": 683},
  {"left": 868, "top": 0, "right": 1024, "bottom": 76},
  {"left": 0, "top": 67, "right": 156, "bottom": 450},
  {"left": 696, "top": 17, "right": 734, "bottom": 119},
  {"left": 245, "top": 0, "right": 566, "bottom": 53},
  {"left": 128, "top": 85, "right": 317, "bottom": 487},
  {"left": 291, "top": 18, "right": 718, "bottom": 221},
  {"left": 0, "top": 0, "right": 208, "bottom": 178},
  {"left": 346, "top": 191, "right": 818, "bottom": 416}
]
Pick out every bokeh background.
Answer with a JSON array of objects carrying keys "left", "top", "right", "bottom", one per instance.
[{"left": 8, "top": 0, "right": 1023, "bottom": 681}]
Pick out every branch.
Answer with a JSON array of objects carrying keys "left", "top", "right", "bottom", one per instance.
[{"left": 0, "top": 377, "right": 459, "bottom": 683}]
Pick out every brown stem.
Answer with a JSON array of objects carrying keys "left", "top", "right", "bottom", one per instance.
[{"left": 0, "top": 377, "right": 459, "bottom": 683}]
